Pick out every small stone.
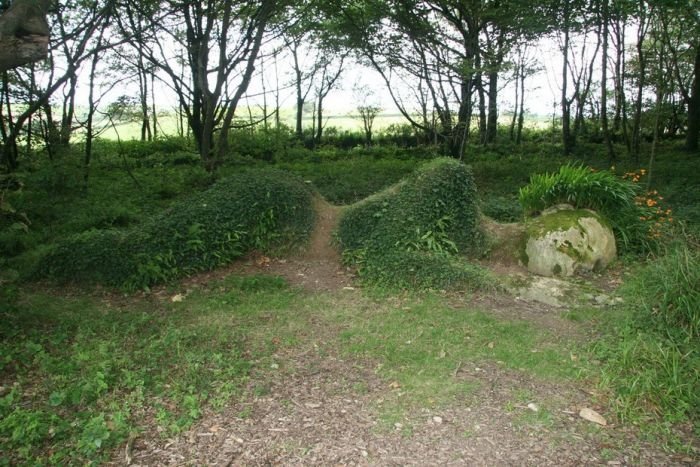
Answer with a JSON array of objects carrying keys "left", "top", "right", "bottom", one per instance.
[
  {"left": 432, "top": 416, "right": 443, "bottom": 424},
  {"left": 171, "top": 294, "right": 184, "bottom": 302},
  {"left": 361, "top": 450, "right": 368, "bottom": 457},
  {"left": 527, "top": 403, "right": 539, "bottom": 412},
  {"left": 594, "top": 295, "right": 610, "bottom": 305},
  {"left": 270, "top": 363, "right": 279, "bottom": 369},
  {"left": 579, "top": 408, "right": 607, "bottom": 426},
  {"left": 394, "top": 422, "right": 403, "bottom": 429}
]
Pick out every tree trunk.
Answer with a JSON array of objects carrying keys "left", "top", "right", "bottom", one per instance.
[
  {"left": 561, "top": 3, "right": 574, "bottom": 155},
  {"left": 600, "top": 0, "right": 616, "bottom": 162},
  {"left": 486, "top": 70, "right": 498, "bottom": 144},
  {"left": 509, "top": 65, "right": 519, "bottom": 141},
  {"left": 686, "top": 46, "right": 700, "bottom": 152},
  {"left": 477, "top": 74, "right": 487, "bottom": 144},
  {"left": 631, "top": 2, "right": 647, "bottom": 161},
  {"left": 517, "top": 61, "right": 526, "bottom": 144},
  {"left": 1, "top": 71, "right": 17, "bottom": 170},
  {"left": 291, "top": 43, "right": 304, "bottom": 139},
  {"left": 315, "top": 95, "right": 324, "bottom": 144},
  {"left": 59, "top": 74, "right": 77, "bottom": 146}
]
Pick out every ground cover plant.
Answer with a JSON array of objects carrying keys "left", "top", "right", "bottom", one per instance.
[
  {"left": 595, "top": 240, "right": 700, "bottom": 431},
  {"left": 338, "top": 158, "right": 490, "bottom": 290},
  {"left": 36, "top": 168, "right": 314, "bottom": 289}
]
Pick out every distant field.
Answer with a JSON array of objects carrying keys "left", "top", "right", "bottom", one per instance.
[{"left": 94, "top": 110, "right": 550, "bottom": 140}]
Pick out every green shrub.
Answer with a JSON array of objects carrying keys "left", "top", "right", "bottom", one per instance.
[
  {"left": 37, "top": 169, "right": 315, "bottom": 289},
  {"left": 595, "top": 241, "right": 700, "bottom": 428},
  {"left": 518, "top": 164, "right": 663, "bottom": 253},
  {"left": 338, "top": 158, "right": 489, "bottom": 290},
  {"left": 39, "top": 229, "right": 137, "bottom": 285},
  {"left": 518, "top": 164, "right": 638, "bottom": 216}
]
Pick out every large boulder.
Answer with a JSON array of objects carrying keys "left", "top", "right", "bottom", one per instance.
[{"left": 522, "top": 205, "right": 616, "bottom": 277}]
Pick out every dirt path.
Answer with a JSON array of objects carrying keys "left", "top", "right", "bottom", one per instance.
[
  {"left": 240, "top": 196, "right": 354, "bottom": 293},
  {"left": 125, "top": 199, "right": 695, "bottom": 466}
]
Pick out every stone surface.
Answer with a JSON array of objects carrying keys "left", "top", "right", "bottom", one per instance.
[{"left": 523, "top": 207, "right": 616, "bottom": 277}]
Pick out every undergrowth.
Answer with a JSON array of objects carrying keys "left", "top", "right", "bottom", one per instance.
[
  {"left": 338, "top": 158, "right": 491, "bottom": 290},
  {"left": 595, "top": 239, "right": 700, "bottom": 436},
  {"left": 0, "top": 275, "right": 299, "bottom": 464},
  {"left": 36, "top": 169, "right": 314, "bottom": 289}
]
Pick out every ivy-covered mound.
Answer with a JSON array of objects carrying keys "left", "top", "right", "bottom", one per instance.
[
  {"left": 38, "top": 169, "right": 315, "bottom": 289},
  {"left": 338, "top": 158, "right": 489, "bottom": 290}
]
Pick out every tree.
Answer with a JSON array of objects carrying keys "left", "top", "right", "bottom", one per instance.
[
  {"left": 354, "top": 84, "right": 381, "bottom": 146},
  {"left": 1, "top": 0, "right": 113, "bottom": 170},
  {"left": 121, "top": 0, "right": 281, "bottom": 170}
]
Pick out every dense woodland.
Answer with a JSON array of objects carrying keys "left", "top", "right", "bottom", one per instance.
[{"left": 0, "top": 1, "right": 698, "bottom": 464}]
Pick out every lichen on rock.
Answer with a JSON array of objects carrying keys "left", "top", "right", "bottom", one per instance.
[{"left": 522, "top": 205, "right": 616, "bottom": 277}]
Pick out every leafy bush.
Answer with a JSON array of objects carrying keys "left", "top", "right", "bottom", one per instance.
[
  {"left": 338, "top": 158, "right": 489, "bottom": 290},
  {"left": 37, "top": 169, "right": 314, "bottom": 289},
  {"left": 518, "top": 164, "right": 668, "bottom": 253},
  {"left": 595, "top": 241, "right": 700, "bottom": 428},
  {"left": 518, "top": 164, "right": 638, "bottom": 216}
]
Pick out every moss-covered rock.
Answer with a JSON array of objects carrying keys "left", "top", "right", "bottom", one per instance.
[{"left": 522, "top": 205, "right": 616, "bottom": 277}]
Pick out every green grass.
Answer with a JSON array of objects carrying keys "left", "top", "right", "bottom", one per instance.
[
  {"left": 332, "top": 294, "right": 585, "bottom": 413},
  {"left": 0, "top": 275, "right": 587, "bottom": 463},
  {"left": 593, "top": 241, "right": 700, "bottom": 433},
  {"left": 0, "top": 275, "right": 303, "bottom": 464}
]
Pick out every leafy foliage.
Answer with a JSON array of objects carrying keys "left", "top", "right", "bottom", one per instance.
[
  {"left": 37, "top": 169, "right": 314, "bottom": 289},
  {"left": 518, "top": 164, "right": 666, "bottom": 253},
  {"left": 518, "top": 163, "right": 638, "bottom": 216},
  {"left": 595, "top": 241, "right": 700, "bottom": 429},
  {"left": 338, "top": 158, "right": 489, "bottom": 290},
  {"left": 0, "top": 275, "right": 299, "bottom": 464}
]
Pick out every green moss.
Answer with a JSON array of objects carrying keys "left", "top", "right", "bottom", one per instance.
[
  {"left": 525, "top": 209, "right": 604, "bottom": 238},
  {"left": 523, "top": 209, "right": 609, "bottom": 267}
]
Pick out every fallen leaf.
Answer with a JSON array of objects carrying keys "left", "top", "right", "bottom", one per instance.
[
  {"left": 171, "top": 294, "right": 184, "bottom": 303},
  {"left": 487, "top": 342, "right": 495, "bottom": 349},
  {"left": 579, "top": 407, "right": 607, "bottom": 426}
]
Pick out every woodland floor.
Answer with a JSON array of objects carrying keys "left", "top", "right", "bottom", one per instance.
[{"left": 119, "top": 198, "right": 697, "bottom": 466}]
